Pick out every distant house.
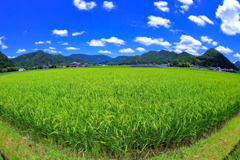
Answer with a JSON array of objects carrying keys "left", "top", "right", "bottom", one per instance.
[
  {"left": 82, "top": 63, "right": 90, "bottom": 67},
  {"left": 210, "top": 67, "right": 222, "bottom": 71},
  {"left": 70, "top": 62, "right": 90, "bottom": 67},
  {"left": 18, "top": 68, "right": 26, "bottom": 72},
  {"left": 42, "top": 65, "right": 49, "bottom": 69},
  {"left": 131, "top": 65, "right": 164, "bottom": 67},
  {"left": 70, "top": 62, "right": 81, "bottom": 67}
]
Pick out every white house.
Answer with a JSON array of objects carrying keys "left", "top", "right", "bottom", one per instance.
[{"left": 19, "top": 68, "right": 26, "bottom": 71}]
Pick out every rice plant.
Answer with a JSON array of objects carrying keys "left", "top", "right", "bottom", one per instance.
[{"left": 0, "top": 67, "right": 239, "bottom": 156}]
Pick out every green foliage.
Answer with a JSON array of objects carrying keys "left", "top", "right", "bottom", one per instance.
[
  {"left": 12, "top": 50, "right": 82, "bottom": 67},
  {"left": 170, "top": 61, "right": 191, "bottom": 67},
  {"left": 0, "top": 67, "right": 239, "bottom": 157},
  {"left": 105, "top": 56, "right": 132, "bottom": 65},
  {"left": 0, "top": 67, "right": 20, "bottom": 73},
  {"left": 173, "top": 52, "right": 201, "bottom": 65},
  {"left": 169, "top": 52, "right": 201, "bottom": 67},
  {"left": 118, "top": 49, "right": 236, "bottom": 70},
  {"left": 0, "top": 51, "right": 15, "bottom": 68},
  {"left": 227, "top": 144, "right": 240, "bottom": 160},
  {"left": 198, "top": 48, "right": 236, "bottom": 69},
  {"left": 235, "top": 61, "right": 240, "bottom": 70},
  {"left": 70, "top": 54, "right": 112, "bottom": 63},
  {"left": 225, "top": 70, "right": 238, "bottom": 73},
  {"left": 119, "top": 50, "right": 178, "bottom": 65}
]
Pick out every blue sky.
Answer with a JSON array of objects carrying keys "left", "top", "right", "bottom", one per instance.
[{"left": 1, "top": 0, "right": 240, "bottom": 62}]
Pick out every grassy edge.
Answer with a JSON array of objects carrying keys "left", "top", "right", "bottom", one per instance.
[
  {"left": 151, "top": 113, "right": 240, "bottom": 160},
  {"left": 0, "top": 120, "right": 85, "bottom": 160},
  {"left": 227, "top": 143, "right": 240, "bottom": 160},
  {"left": 0, "top": 113, "right": 239, "bottom": 160}
]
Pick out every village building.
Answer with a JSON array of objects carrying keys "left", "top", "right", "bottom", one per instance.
[
  {"left": 42, "top": 65, "right": 49, "bottom": 69},
  {"left": 70, "top": 62, "right": 90, "bottom": 67},
  {"left": 70, "top": 62, "right": 81, "bottom": 67},
  {"left": 18, "top": 68, "right": 26, "bottom": 71}
]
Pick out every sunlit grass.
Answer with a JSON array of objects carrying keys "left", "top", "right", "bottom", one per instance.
[{"left": 0, "top": 67, "right": 239, "bottom": 156}]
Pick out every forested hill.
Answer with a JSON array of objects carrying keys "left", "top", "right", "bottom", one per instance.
[
  {"left": 70, "top": 54, "right": 112, "bottom": 63},
  {"left": 235, "top": 61, "right": 240, "bottom": 69},
  {"left": 12, "top": 50, "right": 83, "bottom": 67},
  {"left": 104, "top": 56, "right": 133, "bottom": 64},
  {"left": 0, "top": 51, "right": 15, "bottom": 68},
  {"left": 119, "top": 50, "right": 178, "bottom": 65},
  {"left": 118, "top": 48, "right": 236, "bottom": 69},
  {"left": 198, "top": 48, "right": 236, "bottom": 69},
  {"left": 8, "top": 48, "right": 238, "bottom": 69}
]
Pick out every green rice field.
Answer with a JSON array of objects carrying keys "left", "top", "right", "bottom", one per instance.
[{"left": 0, "top": 67, "right": 239, "bottom": 156}]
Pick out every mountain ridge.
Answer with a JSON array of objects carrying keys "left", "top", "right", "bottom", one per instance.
[
  {"left": 70, "top": 54, "right": 112, "bottom": 63},
  {"left": 198, "top": 48, "right": 236, "bottom": 69},
  {"left": 10, "top": 48, "right": 237, "bottom": 70},
  {"left": 12, "top": 50, "right": 83, "bottom": 67},
  {"left": 0, "top": 51, "right": 15, "bottom": 68}
]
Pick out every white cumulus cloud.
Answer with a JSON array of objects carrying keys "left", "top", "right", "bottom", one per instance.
[
  {"left": 88, "top": 37, "right": 125, "bottom": 46},
  {"left": 233, "top": 53, "right": 240, "bottom": 59},
  {"left": 49, "top": 47, "right": 56, "bottom": 50},
  {"left": 215, "top": 46, "right": 233, "bottom": 54},
  {"left": 1, "top": 45, "right": 8, "bottom": 49},
  {"left": 200, "top": 16, "right": 214, "bottom": 25},
  {"left": 201, "top": 36, "right": 218, "bottom": 46},
  {"left": 72, "top": 31, "right": 86, "bottom": 36},
  {"left": 216, "top": 0, "right": 240, "bottom": 35},
  {"left": 201, "top": 36, "right": 213, "bottom": 44},
  {"left": 88, "top": 40, "right": 105, "bottom": 46},
  {"left": 65, "top": 47, "right": 80, "bottom": 50},
  {"left": 73, "top": 0, "right": 97, "bottom": 10},
  {"left": 148, "top": 16, "right": 171, "bottom": 28},
  {"left": 0, "top": 37, "right": 8, "bottom": 49},
  {"left": 52, "top": 29, "right": 68, "bottom": 36},
  {"left": 180, "top": 5, "right": 190, "bottom": 11},
  {"left": 134, "top": 37, "right": 171, "bottom": 47},
  {"left": 103, "top": 1, "right": 115, "bottom": 10},
  {"left": 178, "top": 0, "right": 193, "bottom": 12},
  {"left": 44, "top": 49, "right": 62, "bottom": 54},
  {"left": 16, "top": 49, "right": 26, "bottom": 54},
  {"left": 212, "top": 41, "right": 218, "bottom": 46},
  {"left": 101, "top": 37, "right": 125, "bottom": 45},
  {"left": 45, "top": 40, "right": 51, "bottom": 44},
  {"left": 35, "top": 41, "right": 44, "bottom": 44},
  {"left": 58, "top": 42, "right": 69, "bottom": 45},
  {"left": 154, "top": 1, "right": 169, "bottom": 12},
  {"left": 188, "top": 15, "right": 214, "bottom": 26},
  {"left": 98, "top": 50, "right": 112, "bottom": 54},
  {"left": 174, "top": 35, "right": 202, "bottom": 55},
  {"left": 8, "top": 56, "right": 16, "bottom": 59},
  {"left": 119, "top": 48, "right": 135, "bottom": 53},
  {"left": 178, "top": 0, "right": 193, "bottom": 5},
  {"left": 136, "top": 47, "right": 147, "bottom": 52}
]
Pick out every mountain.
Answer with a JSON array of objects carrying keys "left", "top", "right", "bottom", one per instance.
[
  {"left": 70, "top": 54, "right": 112, "bottom": 63},
  {"left": 0, "top": 51, "right": 15, "bottom": 68},
  {"left": 9, "top": 48, "right": 237, "bottom": 70},
  {"left": 197, "top": 48, "right": 236, "bottom": 69},
  {"left": 172, "top": 52, "right": 201, "bottom": 65},
  {"left": 118, "top": 49, "right": 236, "bottom": 69},
  {"left": 119, "top": 50, "right": 178, "bottom": 65},
  {"left": 13, "top": 50, "right": 82, "bottom": 67},
  {"left": 104, "top": 56, "right": 132, "bottom": 64},
  {"left": 235, "top": 61, "right": 240, "bottom": 69}
]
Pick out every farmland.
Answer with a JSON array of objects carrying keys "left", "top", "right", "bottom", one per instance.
[{"left": 0, "top": 67, "right": 239, "bottom": 158}]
